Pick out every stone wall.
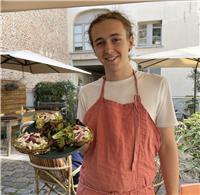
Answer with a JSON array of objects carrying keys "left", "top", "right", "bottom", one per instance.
[
  {"left": 1, "top": 9, "right": 69, "bottom": 62},
  {"left": 1, "top": 8, "right": 76, "bottom": 87},
  {"left": 0, "top": 9, "right": 93, "bottom": 109},
  {"left": 0, "top": 69, "right": 80, "bottom": 90},
  {"left": 1, "top": 9, "right": 91, "bottom": 90},
  {"left": 0, "top": 68, "right": 92, "bottom": 90}
]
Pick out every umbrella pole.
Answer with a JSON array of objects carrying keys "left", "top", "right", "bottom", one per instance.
[
  {"left": 193, "top": 61, "right": 199, "bottom": 113},
  {"left": 194, "top": 68, "right": 196, "bottom": 113}
]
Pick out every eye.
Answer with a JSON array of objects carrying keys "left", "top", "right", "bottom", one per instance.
[
  {"left": 96, "top": 41, "right": 105, "bottom": 47},
  {"left": 96, "top": 42, "right": 102, "bottom": 46},
  {"left": 112, "top": 38, "right": 121, "bottom": 44}
]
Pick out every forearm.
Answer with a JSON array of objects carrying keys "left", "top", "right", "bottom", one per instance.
[{"left": 159, "top": 139, "right": 179, "bottom": 195}]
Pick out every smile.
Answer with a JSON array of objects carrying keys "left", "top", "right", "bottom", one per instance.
[{"left": 104, "top": 56, "right": 119, "bottom": 62}]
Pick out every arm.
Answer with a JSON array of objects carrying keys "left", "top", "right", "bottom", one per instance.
[
  {"left": 158, "top": 127, "right": 179, "bottom": 195},
  {"left": 76, "top": 87, "right": 89, "bottom": 155}
]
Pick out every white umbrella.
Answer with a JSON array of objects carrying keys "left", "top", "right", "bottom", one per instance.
[
  {"left": 132, "top": 46, "right": 200, "bottom": 112},
  {"left": 1, "top": 0, "right": 157, "bottom": 12},
  {"left": 133, "top": 46, "right": 200, "bottom": 68},
  {"left": 0, "top": 50, "right": 91, "bottom": 74}
]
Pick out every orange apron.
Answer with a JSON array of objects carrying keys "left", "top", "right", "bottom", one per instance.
[{"left": 77, "top": 72, "right": 161, "bottom": 195}]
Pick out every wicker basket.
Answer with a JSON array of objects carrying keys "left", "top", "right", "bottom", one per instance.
[{"left": 13, "top": 138, "right": 50, "bottom": 155}]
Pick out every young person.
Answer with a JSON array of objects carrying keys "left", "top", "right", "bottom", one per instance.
[{"left": 76, "top": 11, "right": 179, "bottom": 195}]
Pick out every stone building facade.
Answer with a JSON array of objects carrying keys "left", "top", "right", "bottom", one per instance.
[
  {"left": 1, "top": 8, "right": 90, "bottom": 108},
  {"left": 1, "top": 2, "right": 199, "bottom": 111},
  {"left": 1, "top": 9, "right": 69, "bottom": 62}
]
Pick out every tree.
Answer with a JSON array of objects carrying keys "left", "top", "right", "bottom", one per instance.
[
  {"left": 187, "top": 69, "right": 200, "bottom": 93},
  {"left": 187, "top": 69, "right": 200, "bottom": 113}
]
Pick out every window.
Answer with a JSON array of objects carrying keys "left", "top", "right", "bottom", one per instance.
[
  {"left": 74, "top": 24, "right": 92, "bottom": 52},
  {"left": 73, "top": 9, "right": 108, "bottom": 52},
  {"left": 138, "top": 21, "right": 162, "bottom": 47},
  {"left": 138, "top": 24, "right": 147, "bottom": 46}
]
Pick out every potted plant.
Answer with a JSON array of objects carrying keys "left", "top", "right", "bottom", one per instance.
[{"left": 34, "top": 81, "right": 77, "bottom": 121}]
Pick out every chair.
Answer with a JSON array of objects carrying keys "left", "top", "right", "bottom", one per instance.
[
  {"left": 180, "top": 183, "right": 200, "bottom": 195},
  {"left": 29, "top": 154, "right": 81, "bottom": 195},
  {"left": 153, "top": 157, "right": 164, "bottom": 194}
]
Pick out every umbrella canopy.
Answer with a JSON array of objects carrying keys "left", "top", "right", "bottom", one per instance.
[
  {"left": 132, "top": 46, "right": 200, "bottom": 69},
  {"left": 0, "top": 50, "right": 91, "bottom": 74},
  {"left": 132, "top": 46, "right": 200, "bottom": 113},
  {"left": 1, "top": 0, "right": 157, "bottom": 12}
]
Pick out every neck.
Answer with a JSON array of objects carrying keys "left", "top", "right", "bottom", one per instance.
[{"left": 105, "top": 65, "right": 134, "bottom": 81}]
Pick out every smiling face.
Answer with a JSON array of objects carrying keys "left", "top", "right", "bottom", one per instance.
[{"left": 91, "top": 19, "right": 133, "bottom": 76}]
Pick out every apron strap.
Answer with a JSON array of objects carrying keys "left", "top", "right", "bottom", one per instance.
[
  {"left": 133, "top": 71, "right": 141, "bottom": 108},
  {"left": 100, "top": 76, "right": 106, "bottom": 99},
  {"left": 132, "top": 71, "right": 141, "bottom": 172},
  {"left": 133, "top": 71, "right": 139, "bottom": 96}
]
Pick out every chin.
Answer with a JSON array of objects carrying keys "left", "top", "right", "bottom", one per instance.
[{"left": 106, "top": 64, "right": 122, "bottom": 73}]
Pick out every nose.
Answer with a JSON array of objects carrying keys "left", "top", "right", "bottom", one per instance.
[{"left": 104, "top": 41, "right": 114, "bottom": 54}]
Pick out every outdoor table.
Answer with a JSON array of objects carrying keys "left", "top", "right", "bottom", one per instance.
[{"left": 1, "top": 115, "right": 21, "bottom": 156}]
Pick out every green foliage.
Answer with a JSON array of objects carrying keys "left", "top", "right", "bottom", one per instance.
[
  {"left": 34, "top": 81, "right": 77, "bottom": 121},
  {"left": 34, "top": 81, "right": 76, "bottom": 102},
  {"left": 175, "top": 112, "right": 200, "bottom": 177},
  {"left": 184, "top": 96, "right": 199, "bottom": 115},
  {"left": 187, "top": 69, "right": 200, "bottom": 92}
]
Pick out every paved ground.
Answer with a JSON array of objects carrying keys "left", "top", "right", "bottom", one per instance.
[
  {"left": 1, "top": 144, "right": 74, "bottom": 195},
  {"left": 1, "top": 158, "right": 35, "bottom": 195},
  {"left": 1, "top": 155, "right": 65, "bottom": 195},
  {"left": 1, "top": 148, "right": 198, "bottom": 195},
  {"left": 0, "top": 146, "right": 53, "bottom": 195}
]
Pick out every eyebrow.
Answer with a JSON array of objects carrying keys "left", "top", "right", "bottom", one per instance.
[{"left": 94, "top": 33, "right": 122, "bottom": 43}]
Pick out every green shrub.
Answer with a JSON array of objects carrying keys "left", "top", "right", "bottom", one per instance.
[
  {"left": 176, "top": 112, "right": 200, "bottom": 177},
  {"left": 34, "top": 81, "right": 76, "bottom": 102},
  {"left": 34, "top": 81, "right": 77, "bottom": 121}
]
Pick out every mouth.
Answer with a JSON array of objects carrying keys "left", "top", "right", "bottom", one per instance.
[{"left": 104, "top": 55, "right": 119, "bottom": 62}]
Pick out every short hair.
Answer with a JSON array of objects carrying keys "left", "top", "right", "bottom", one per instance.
[{"left": 88, "top": 11, "right": 134, "bottom": 47}]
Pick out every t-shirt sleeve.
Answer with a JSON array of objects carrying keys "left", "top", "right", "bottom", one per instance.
[
  {"left": 76, "top": 87, "right": 87, "bottom": 123},
  {"left": 156, "top": 77, "right": 178, "bottom": 128}
]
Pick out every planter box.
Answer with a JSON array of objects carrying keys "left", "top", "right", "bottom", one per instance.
[{"left": 36, "top": 101, "right": 67, "bottom": 111}]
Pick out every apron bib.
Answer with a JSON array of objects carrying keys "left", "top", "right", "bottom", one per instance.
[{"left": 77, "top": 72, "right": 161, "bottom": 195}]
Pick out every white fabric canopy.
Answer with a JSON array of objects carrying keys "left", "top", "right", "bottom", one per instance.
[
  {"left": 1, "top": 0, "right": 158, "bottom": 12},
  {"left": 132, "top": 46, "right": 200, "bottom": 69},
  {"left": 0, "top": 50, "right": 91, "bottom": 74}
]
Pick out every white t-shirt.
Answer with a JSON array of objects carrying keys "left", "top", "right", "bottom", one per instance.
[{"left": 77, "top": 71, "right": 178, "bottom": 128}]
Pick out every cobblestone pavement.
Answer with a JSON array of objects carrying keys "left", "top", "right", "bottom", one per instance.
[
  {"left": 1, "top": 158, "right": 35, "bottom": 195},
  {"left": 1, "top": 156, "right": 66, "bottom": 195},
  {"left": 0, "top": 145, "right": 63, "bottom": 195},
  {"left": 1, "top": 152, "right": 198, "bottom": 195}
]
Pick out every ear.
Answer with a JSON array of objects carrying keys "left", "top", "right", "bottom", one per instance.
[{"left": 128, "top": 36, "right": 134, "bottom": 52}]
